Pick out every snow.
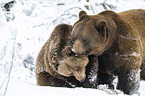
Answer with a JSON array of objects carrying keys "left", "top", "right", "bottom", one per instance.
[
  {"left": 115, "top": 52, "right": 141, "bottom": 57},
  {"left": 0, "top": 0, "right": 145, "bottom": 96},
  {"left": 6, "top": 79, "right": 110, "bottom": 96},
  {"left": 3, "top": 79, "right": 145, "bottom": 96},
  {"left": 120, "top": 35, "right": 139, "bottom": 41},
  {"left": 129, "top": 52, "right": 141, "bottom": 57}
]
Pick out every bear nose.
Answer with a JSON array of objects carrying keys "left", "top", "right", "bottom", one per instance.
[
  {"left": 80, "top": 78, "right": 85, "bottom": 82},
  {"left": 65, "top": 46, "right": 77, "bottom": 56},
  {"left": 73, "top": 40, "right": 85, "bottom": 54}
]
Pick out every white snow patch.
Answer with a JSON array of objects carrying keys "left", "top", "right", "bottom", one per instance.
[
  {"left": 65, "top": 80, "right": 76, "bottom": 88},
  {"left": 4, "top": 78, "right": 145, "bottom": 96},
  {"left": 4, "top": 79, "right": 117, "bottom": 96},
  {"left": 130, "top": 52, "right": 141, "bottom": 57},
  {"left": 89, "top": 75, "right": 97, "bottom": 83},
  {"left": 88, "top": 69, "right": 97, "bottom": 83},
  {"left": 128, "top": 69, "right": 141, "bottom": 82},
  {"left": 121, "top": 52, "right": 141, "bottom": 57},
  {"left": 120, "top": 35, "right": 139, "bottom": 41},
  {"left": 59, "top": 60, "right": 65, "bottom": 64},
  {"left": 72, "top": 48, "right": 76, "bottom": 53},
  {"left": 114, "top": 52, "right": 140, "bottom": 57}
]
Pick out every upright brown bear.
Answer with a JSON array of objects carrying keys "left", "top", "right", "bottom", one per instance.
[
  {"left": 35, "top": 24, "right": 98, "bottom": 88},
  {"left": 67, "top": 9, "right": 145, "bottom": 94}
]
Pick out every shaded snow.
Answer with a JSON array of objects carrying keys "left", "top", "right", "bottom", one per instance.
[
  {"left": 4, "top": 79, "right": 145, "bottom": 96},
  {"left": 6, "top": 79, "right": 109, "bottom": 96}
]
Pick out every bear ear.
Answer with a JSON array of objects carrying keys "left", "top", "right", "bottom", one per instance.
[
  {"left": 79, "top": 11, "right": 87, "bottom": 17},
  {"left": 79, "top": 11, "right": 87, "bottom": 20},
  {"left": 96, "top": 21, "right": 108, "bottom": 40}
]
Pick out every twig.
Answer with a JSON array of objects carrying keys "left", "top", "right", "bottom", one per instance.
[
  {"left": 47, "top": 7, "right": 82, "bottom": 27},
  {"left": 0, "top": 46, "right": 6, "bottom": 61},
  {"left": 0, "top": 76, "right": 7, "bottom": 90},
  {"left": 3, "top": 30, "right": 17, "bottom": 96},
  {"left": 90, "top": 4, "right": 95, "bottom": 14},
  {"left": 46, "top": 2, "right": 89, "bottom": 28}
]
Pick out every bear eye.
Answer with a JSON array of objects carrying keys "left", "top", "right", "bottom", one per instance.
[
  {"left": 74, "top": 67, "right": 80, "bottom": 71},
  {"left": 79, "top": 15, "right": 87, "bottom": 21},
  {"left": 77, "top": 67, "right": 81, "bottom": 71},
  {"left": 81, "top": 38, "right": 90, "bottom": 47},
  {"left": 96, "top": 21, "right": 106, "bottom": 33},
  {"left": 81, "top": 38, "right": 88, "bottom": 43},
  {"left": 70, "top": 73, "right": 73, "bottom": 75},
  {"left": 95, "top": 21, "right": 108, "bottom": 39}
]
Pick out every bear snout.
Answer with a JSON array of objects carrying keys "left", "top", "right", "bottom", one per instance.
[{"left": 73, "top": 40, "right": 86, "bottom": 54}]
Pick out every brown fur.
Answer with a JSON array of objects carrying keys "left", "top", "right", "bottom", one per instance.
[
  {"left": 69, "top": 9, "right": 145, "bottom": 94},
  {"left": 35, "top": 24, "right": 98, "bottom": 88}
]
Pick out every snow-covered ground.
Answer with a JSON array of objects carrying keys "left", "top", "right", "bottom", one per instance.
[
  {"left": 0, "top": 0, "right": 145, "bottom": 96},
  {"left": 4, "top": 79, "right": 145, "bottom": 96}
]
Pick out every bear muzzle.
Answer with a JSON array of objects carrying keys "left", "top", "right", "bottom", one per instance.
[
  {"left": 72, "top": 40, "right": 86, "bottom": 55},
  {"left": 73, "top": 71, "right": 86, "bottom": 82}
]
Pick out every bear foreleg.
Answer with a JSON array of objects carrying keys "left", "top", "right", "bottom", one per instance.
[
  {"left": 97, "top": 72, "right": 115, "bottom": 89},
  {"left": 117, "top": 69, "right": 140, "bottom": 95}
]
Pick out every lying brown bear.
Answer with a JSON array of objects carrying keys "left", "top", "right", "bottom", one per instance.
[
  {"left": 35, "top": 24, "right": 98, "bottom": 88},
  {"left": 68, "top": 9, "right": 145, "bottom": 94}
]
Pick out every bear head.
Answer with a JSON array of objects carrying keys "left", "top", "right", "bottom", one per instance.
[
  {"left": 58, "top": 55, "right": 89, "bottom": 82},
  {"left": 48, "top": 39, "right": 89, "bottom": 82},
  {"left": 67, "top": 11, "right": 117, "bottom": 56}
]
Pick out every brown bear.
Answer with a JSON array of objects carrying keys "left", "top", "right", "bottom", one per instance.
[
  {"left": 35, "top": 24, "right": 98, "bottom": 88},
  {"left": 67, "top": 9, "right": 145, "bottom": 94}
]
